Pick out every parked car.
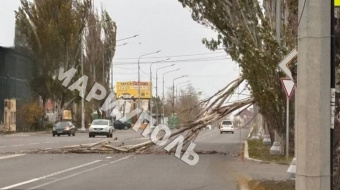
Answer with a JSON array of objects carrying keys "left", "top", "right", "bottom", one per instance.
[
  {"left": 113, "top": 120, "right": 132, "bottom": 130},
  {"left": 219, "top": 120, "right": 234, "bottom": 134},
  {"left": 89, "top": 119, "right": 114, "bottom": 138},
  {"left": 52, "top": 121, "right": 76, "bottom": 137}
]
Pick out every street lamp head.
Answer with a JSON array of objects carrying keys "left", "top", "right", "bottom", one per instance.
[
  {"left": 166, "top": 58, "right": 171, "bottom": 61},
  {"left": 170, "top": 64, "right": 175, "bottom": 66},
  {"left": 156, "top": 50, "right": 161, "bottom": 53}
]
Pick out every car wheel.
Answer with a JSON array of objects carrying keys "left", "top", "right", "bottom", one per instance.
[
  {"left": 107, "top": 133, "right": 110, "bottom": 138},
  {"left": 53, "top": 134, "right": 55, "bottom": 137},
  {"left": 232, "top": 132, "right": 234, "bottom": 134},
  {"left": 57, "top": 134, "right": 60, "bottom": 137},
  {"left": 89, "top": 134, "right": 92, "bottom": 138},
  {"left": 68, "top": 133, "right": 71, "bottom": 136},
  {"left": 220, "top": 131, "right": 222, "bottom": 134},
  {"left": 72, "top": 132, "right": 75, "bottom": 136}
]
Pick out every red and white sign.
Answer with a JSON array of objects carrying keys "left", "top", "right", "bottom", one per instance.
[{"left": 280, "top": 78, "right": 296, "bottom": 99}]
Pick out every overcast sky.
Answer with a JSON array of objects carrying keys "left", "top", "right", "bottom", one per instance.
[{"left": 0, "top": 0, "right": 249, "bottom": 102}]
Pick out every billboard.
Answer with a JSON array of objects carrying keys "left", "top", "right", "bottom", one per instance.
[
  {"left": 62, "top": 110, "right": 72, "bottom": 121},
  {"left": 116, "top": 81, "right": 151, "bottom": 99}
]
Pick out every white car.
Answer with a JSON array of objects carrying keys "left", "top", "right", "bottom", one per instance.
[
  {"left": 89, "top": 119, "right": 114, "bottom": 138},
  {"left": 219, "top": 120, "right": 234, "bottom": 134}
]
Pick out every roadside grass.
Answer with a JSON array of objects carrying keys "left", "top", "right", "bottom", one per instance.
[
  {"left": 247, "top": 139, "right": 293, "bottom": 164},
  {"left": 238, "top": 176, "right": 295, "bottom": 190},
  {"left": 247, "top": 180, "right": 295, "bottom": 190}
]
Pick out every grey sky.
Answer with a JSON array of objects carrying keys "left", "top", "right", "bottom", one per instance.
[{"left": 0, "top": 0, "right": 248, "bottom": 102}]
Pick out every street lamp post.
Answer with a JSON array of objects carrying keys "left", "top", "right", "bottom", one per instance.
[
  {"left": 162, "top": 68, "right": 180, "bottom": 124},
  {"left": 155, "top": 64, "right": 175, "bottom": 124},
  {"left": 137, "top": 50, "right": 161, "bottom": 110},
  {"left": 149, "top": 58, "right": 170, "bottom": 124},
  {"left": 172, "top": 75, "right": 188, "bottom": 115},
  {"left": 175, "top": 81, "right": 190, "bottom": 103}
]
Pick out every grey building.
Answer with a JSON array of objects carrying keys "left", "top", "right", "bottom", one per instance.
[{"left": 0, "top": 46, "right": 35, "bottom": 130}]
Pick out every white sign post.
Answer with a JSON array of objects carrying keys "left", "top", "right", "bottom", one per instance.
[
  {"left": 278, "top": 49, "right": 297, "bottom": 159},
  {"left": 280, "top": 78, "right": 296, "bottom": 159}
]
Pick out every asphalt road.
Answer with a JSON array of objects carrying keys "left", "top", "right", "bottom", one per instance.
[
  {"left": 0, "top": 127, "right": 289, "bottom": 190},
  {"left": 0, "top": 130, "right": 144, "bottom": 153}
]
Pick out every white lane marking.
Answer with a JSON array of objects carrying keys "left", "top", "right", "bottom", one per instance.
[
  {"left": 0, "top": 160, "right": 102, "bottom": 190},
  {"left": 11, "top": 144, "right": 24, "bottom": 147},
  {"left": 106, "top": 157, "right": 112, "bottom": 159},
  {"left": 28, "top": 143, "right": 39, "bottom": 145},
  {"left": 109, "top": 156, "right": 131, "bottom": 164},
  {"left": 28, "top": 156, "right": 131, "bottom": 190},
  {"left": 0, "top": 154, "right": 25, "bottom": 160}
]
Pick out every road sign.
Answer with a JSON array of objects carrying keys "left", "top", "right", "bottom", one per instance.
[
  {"left": 336, "top": 0, "right": 340, "bottom": 6},
  {"left": 278, "top": 49, "right": 297, "bottom": 81},
  {"left": 280, "top": 78, "right": 296, "bottom": 99}
]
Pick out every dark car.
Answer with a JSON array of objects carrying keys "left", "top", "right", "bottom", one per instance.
[
  {"left": 114, "top": 120, "right": 132, "bottom": 130},
  {"left": 52, "top": 121, "right": 76, "bottom": 137}
]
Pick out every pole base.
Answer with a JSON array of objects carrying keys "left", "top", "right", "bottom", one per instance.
[
  {"left": 287, "top": 157, "right": 296, "bottom": 180},
  {"left": 78, "top": 128, "right": 88, "bottom": 133},
  {"left": 262, "top": 135, "right": 271, "bottom": 145},
  {"left": 251, "top": 135, "right": 260, "bottom": 140},
  {"left": 270, "top": 141, "right": 281, "bottom": 155}
]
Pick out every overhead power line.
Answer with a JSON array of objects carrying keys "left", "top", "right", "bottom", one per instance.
[
  {"left": 113, "top": 51, "right": 226, "bottom": 60},
  {"left": 114, "top": 56, "right": 231, "bottom": 65}
]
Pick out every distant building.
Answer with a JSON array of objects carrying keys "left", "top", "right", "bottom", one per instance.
[
  {"left": 233, "top": 108, "right": 254, "bottom": 127},
  {"left": 239, "top": 109, "right": 254, "bottom": 125},
  {"left": 0, "top": 46, "right": 35, "bottom": 131}
]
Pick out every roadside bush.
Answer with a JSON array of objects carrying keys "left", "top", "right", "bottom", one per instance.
[{"left": 17, "top": 100, "right": 43, "bottom": 131}]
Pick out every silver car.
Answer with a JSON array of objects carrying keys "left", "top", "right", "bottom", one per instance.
[{"left": 89, "top": 119, "right": 114, "bottom": 138}]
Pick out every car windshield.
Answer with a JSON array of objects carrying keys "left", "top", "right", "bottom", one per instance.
[
  {"left": 92, "top": 120, "right": 108, "bottom": 125},
  {"left": 55, "top": 122, "right": 69, "bottom": 128},
  {"left": 222, "top": 121, "right": 232, "bottom": 125}
]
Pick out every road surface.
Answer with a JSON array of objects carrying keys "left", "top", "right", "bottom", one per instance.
[{"left": 0, "top": 127, "right": 289, "bottom": 190}]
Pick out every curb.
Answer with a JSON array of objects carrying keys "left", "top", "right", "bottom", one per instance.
[
  {"left": 244, "top": 141, "right": 269, "bottom": 163},
  {"left": 247, "top": 126, "right": 254, "bottom": 139},
  {"left": 243, "top": 141, "right": 290, "bottom": 165}
]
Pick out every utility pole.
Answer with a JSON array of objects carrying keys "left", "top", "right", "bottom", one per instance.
[
  {"left": 331, "top": 1, "right": 336, "bottom": 190},
  {"left": 149, "top": 58, "right": 170, "bottom": 124},
  {"left": 138, "top": 51, "right": 161, "bottom": 110},
  {"left": 270, "top": 0, "right": 282, "bottom": 155},
  {"left": 156, "top": 64, "right": 174, "bottom": 123},
  {"left": 296, "top": 0, "right": 330, "bottom": 189},
  {"left": 162, "top": 68, "right": 179, "bottom": 123},
  {"left": 80, "top": 28, "right": 85, "bottom": 132},
  {"left": 172, "top": 75, "right": 187, "bottom": 115}
]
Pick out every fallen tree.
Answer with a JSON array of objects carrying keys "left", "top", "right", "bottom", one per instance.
[
  {"left": 24, "top": 77, "right": 253, "bottom": 155},
  {"left": 96, "top": 77, "right": 252, "bottom": 154}
]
